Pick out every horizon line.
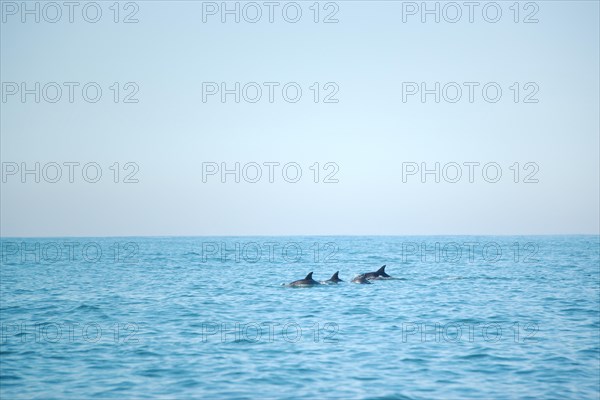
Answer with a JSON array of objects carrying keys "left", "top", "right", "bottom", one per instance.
[{"left": 1, "top": 233, "right": 599, "bottom": 240}]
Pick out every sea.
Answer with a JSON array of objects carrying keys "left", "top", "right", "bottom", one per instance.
[{"left": 1, "top": 235, "right": 599, "bottom": 399}]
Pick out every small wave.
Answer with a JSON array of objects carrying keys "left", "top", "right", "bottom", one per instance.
[{"left": 459, "top": 353, "right": 491, "bottom": 360}]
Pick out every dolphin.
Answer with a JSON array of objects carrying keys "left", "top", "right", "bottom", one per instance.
[
  {"left": 322, "top": 271, "right": 343, "bottom": 284},
  {"left": 287, "top": 272, "right": 320, "bottom": 287},
  {"left": 351, "top": 274, "right": 372, "bottom": 284},
  {"left": 362, "top": 265, "right": 391, "bottom": 280}
]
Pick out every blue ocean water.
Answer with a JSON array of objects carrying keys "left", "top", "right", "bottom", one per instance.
[{"left": 1, "top": 235, "right": 599, "bottom": 399}]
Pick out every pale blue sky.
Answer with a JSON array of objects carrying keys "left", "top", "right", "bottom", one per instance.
[{"left": 1, "top": 1, "right": 599, "bottom": 236}]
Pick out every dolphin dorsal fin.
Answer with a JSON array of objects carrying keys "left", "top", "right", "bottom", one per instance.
[
  {"left": 332, "top": 271, "right": 339, "bottom": 280},
  {"left": 305, "top": 272, "right": 313, "bottom": 280},
  {"left": 377, "top": 265, "right": 386, "bottom": 274}
]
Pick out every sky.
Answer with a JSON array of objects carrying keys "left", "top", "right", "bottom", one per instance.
[{"left": 1, "top": 0, "right": 599, "bottom": 237}]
